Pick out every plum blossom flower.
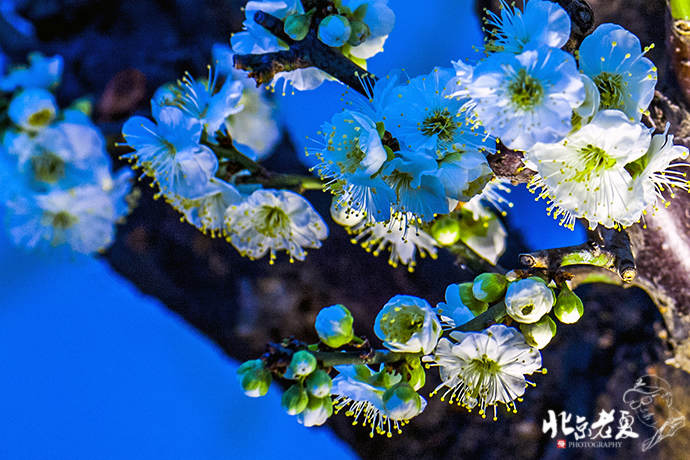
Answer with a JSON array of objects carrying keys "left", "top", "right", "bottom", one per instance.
[{"left": 374, "top": 295, "right": 442, "bottom": 354}]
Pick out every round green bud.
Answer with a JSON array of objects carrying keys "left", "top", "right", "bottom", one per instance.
[
  {"left": 285, "top": 350, "right": 317, "bottom": 379},
  {"left": 296, "top": 396, "right": 333, "bottom": 427},
  {"left": 458, "top": 282, "right": 489, "bottom": 316},
  {"left": 281, "top": 384, "right": 310, "bottom": 415},
  {"left": 383, "top": 382, "right": 425, "bottom": 421},
  {"left": 315, "top": 304, "right": 355, "bottom": 348},
  {"left": 404, "top": 357, "right": 426, "bottom": 391},
  {"left": 519, "top": 315, "right": 557, "bottom": 349},
  {"left": 472, "top": 272, "right": 508, "bottom": 303},
  {"left": 284, "top": 13, "right": 311, "bottom": 41},
  {"left": 318, "top": 15, "right": 351, "bottom": 48},
  {"left": 306, "top": 369, "right": 333, "bottom": 398},
  {"left": 554, "top": 287, "right": 584, "bottom": 324},
  {"left": 238, "top": 361, "right": 272, "bottom": 398},
  {"left": 431, "top": 216, "right": 462, "bottom": 246},
  {"left": 347, "top": 20, "right": 370, "bottom": 46}
]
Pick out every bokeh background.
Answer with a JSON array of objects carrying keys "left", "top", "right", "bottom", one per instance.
[{"left": 1, "top": 0, "right": 688, "bottom": 459}]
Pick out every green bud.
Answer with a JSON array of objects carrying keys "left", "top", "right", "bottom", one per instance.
[
  {"left": 318, "top": 15, "right": 351, "bottom": 48},
  {"left": 520, "top": 315, "right": 557, "bottom": 349},
  {"left": 431, "top": 216, "right": 462, "bottom": 246},
  {"left": 285, "top": 350, "right": 317, "bottom": 379},
  {"left": 284, "top": 13, "right": 311, "bottom": 41},
  {"left": 315, "top": 304, "right": 354, "bottom": 348},
  {"left": 306, "top": 369, "right": 333, "bottom": 398},
  {"left": 237, "top": 360, "right": 272, "bottom": 398},
  {"left": 296, "top": 396, "right": 333, "bottom": 427},
  {"left": 404, "top": 356, "right": 426, "bottom": 391},
  {"left": 281, "top": 384, "right": 310, "bottom": 415},
  {"left": 472, "top": 272, "right": 508, "bottom": 303},
  {"left": 383, "top": 383, "right": 425, "bottom": 421},
  {"left": 554, "top": 286, "right": 584, "bottom": 324},
  {"left": 348, "top": 20, "right": 370, "bottom": 46},
  {"left": 458, "top": 282, "right": 488, "bottom": 316}
]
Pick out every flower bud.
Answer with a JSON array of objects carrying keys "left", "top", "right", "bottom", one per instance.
[
  {"left": 348, "top": 20, "right": 370, "bottom": 46},
  {"left": 237, "top": 359, "right": 271, "bottom": 398},
  {"left": 315, "top": 304, "right": 355, "bottom": 348},
  {"left": 404, "top": 357, "right": 426, "bottom": 391},
  {"left": 281, "top": 384, "right": 309, "bottom": 415},
  {"left": 505, "top": 278, "right": 555, "bottom": 324},
  {"left": 330, "top": 200, "right": 365, "bottom": 227},
  {"left": 306, "top": 369, "right": 333, "bottom": 398},
  {"left": 458, "top": 282, "right": 489, "bottom": 316},
  {"left": 318, "top": 15, "right": 351, "bottom": 48},
  {"left": 296, "top": 396, "right": 333, "bottom": 427},
  {"left": 284, "top": 13, "right": 311, "bottom": 41},
  {"left": 285, "top": 350, "right": 317, "bottom": 379},
  {"left": 375, "top": 295, "right": 441, "bottom": 354},
  {"left": 431, "top": 216, "right": 461, "bottom": 246},
  {"left": 8, "top": 88, "right": 57, "bottom": 132},
  {"left": 383, "top": 383, "right": 426, "bottom": 421},
  {"left": 472, "top": 272, "right": 507, "bottom": 303},
  {"left": 554, "top": 286, "right": 584, "bottom": 324},
  {"left": 520, "top": 315, "right": 557, "bottom": 349}
]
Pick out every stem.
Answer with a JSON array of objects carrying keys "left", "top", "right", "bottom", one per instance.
[
  {"left": 203, "top": 140, "right": 269, "bottom": 176},
  {"left": 313, "top": 350, "right": 415, "bottom": 367},
  {"left": 453, "top": 301, "right": 507, "bottom": 333}
]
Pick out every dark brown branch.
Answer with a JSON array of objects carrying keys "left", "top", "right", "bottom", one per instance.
[
  {"left": 554, "top": 0, "right": 595, "bottom": 51},
  {"left": 234, "top": 12, "right": 377, "bottom": 97},
  {"left": 486, "top": 143, "right": 536, "bottom": 185}
]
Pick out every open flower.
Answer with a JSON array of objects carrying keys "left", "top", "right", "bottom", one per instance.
[
  {"left": 173, "top": 178, "right": 242, "bottom": 236},
  {"left": 8, "top": 88, "right": 57, "bottom": 133},
  {"left": 224, "top": 189, "right": 328, "bottom": 262},
  {"left": 525, "top": 109, "right": 651, "bottom": 229},
  {"left": 332, "top": 364, "right": 424, "bottom": 437},
  {"left": 484, "top": 0, "right": 571, "bottom": 54},
  {"left": 468, "top": 46, "right": 584, "bottom": 151},
  {"left": 0, "top": 52, "right": 63, "bottom": 91},
  {"left": 374, "top": 295, "right": 442, "bottom": 354},
  {"left": 425, "top": 325, "right": 542, "bottom": 419},
  {"left": 348, "top": 211, "right": 438, "bottom": 271},
  {"left": 121, "top": 106, "right": 218, "bottom": 200},
  {"left": 578, "top": 23, "right": 656, "bottom": 122}
]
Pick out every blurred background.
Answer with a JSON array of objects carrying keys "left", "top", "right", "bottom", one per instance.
[{"left": 1, "top": 0, "right": 688, "bottom": 459}]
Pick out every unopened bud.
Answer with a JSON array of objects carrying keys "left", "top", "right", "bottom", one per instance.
[
  {"left": 431, "top": 216, "right": 462, "bottom": 246},
  {"left": 237, "top": 359, "right": 271, "bottom": 397},
  {"left": 505, "top": 278, "right": 555, "bottom": 324},
  {"left": 520, "top": 315, "right": 557, "bottom": 349},
  {"left": 472, "top": 272, "right": 507, "bottom": 303},
  {"left": 282, "top": 384, "right": 309, "bottom": 415},
  {"left": 284, "top": 13, "right": 311, "bottom": 41},
  {"left": 318, "top": 15, "right": 351, "bottom": 48},
  {"left": 404, "top": 357, "right": 426, "bottom": 391},
  {"left": 554, "top": 286, "right": 584, "bottom": 324},
  {"left": 315, "top": 304, "right": 355, "bottom": 348},
  {"left": 306, "top": 369, "right": 333, "bottom": 398},
  {"left": 348, "top": 20, "right": 370, "bottom": 46},
  {"left": 383, "top": 383, "right": 425, "bottom": 421},
  {"left": 458, "top": 282, "right": 488, "bottom": 316},
  {"left": 285, "top": 350, "right": 317, "bottom": 379},
  {"left": 296, "top": 396, "right": 333, "bottom": 427}
]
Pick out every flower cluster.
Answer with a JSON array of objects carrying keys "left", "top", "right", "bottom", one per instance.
[
  {"left": 0, "top": 52, "right": 133, "bottom": 254},
  {"left": 231, "top": 0, "right": 394, "bottom": 92},
  {"left": 239, "top": 274, "right": 587, "bottom": 433},
  {"left": 450, "top": 0, "right": 689, "bottom": 230},
  {"left": 121, "top": 50, "right": 327, "bottom": 263}
]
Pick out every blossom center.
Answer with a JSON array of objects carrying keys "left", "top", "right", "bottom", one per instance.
[
  {"left": 340, "top": 142, "right": 366, "bottom": 174},
  {"left": 593, "top": 72, "right": 625, "bottom": 110},
  {"left": 27, "top": 109, "right": 53, "bottom": 128},
  {"left": 379, "top": 305, "right": 425, "bottom": 343},
  {"left": 385, "top": 170, "right": 414, "bottom": 199},
  {"left": 508, "top": 69, "right": 543, "bottom": 110},
  {"left": 254, "top": 205, "right": 290, "bottom": 237},
  {"left": 51, "top": 211, "right": 78, "bottom": 229},
  {"left": 573, "top": 144, "right": 616, "bottom": 181},
  {"left": 31, "top": 152, "right": 65, "bottom": 183},
  {"left": 421, "top": 108, "right": 456, "bottom": 142}
]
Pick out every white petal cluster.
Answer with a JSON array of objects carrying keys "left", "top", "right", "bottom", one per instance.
[
  {"left": 504, "top": 278, "right": 555, "bottom": 323},
  {"left": 224, "top": 189, "right": 328, "bottom": 263},
  {"left": 1, "top": 54, "right": 133, "bottom": 255},
  {"left": 426, "top": 324, "right": 542, "bottom": 419},
  {"left": 374, "top": 295, "right": 442, "bottom": 354}
]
